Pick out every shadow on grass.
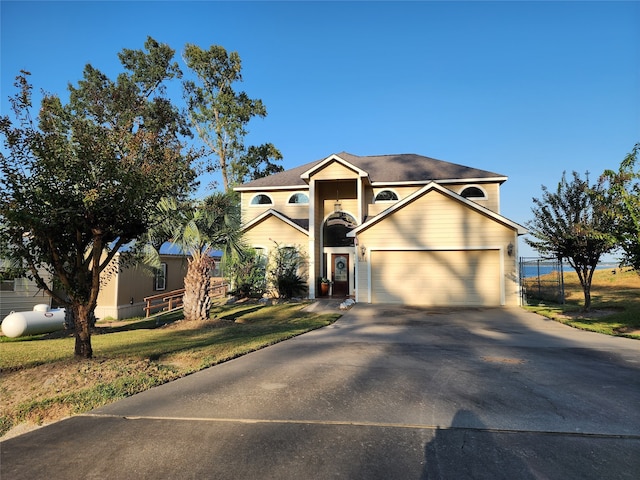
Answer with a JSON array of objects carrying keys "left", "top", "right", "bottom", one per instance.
[
  {"left": 211, "top": 305, "right": 265, "bottom": 322},
  {"left": 95, "top": 313, "right": 338, "bottom": 361}
]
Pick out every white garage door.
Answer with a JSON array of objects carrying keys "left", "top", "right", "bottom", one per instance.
[{"left": 370, "top": 249, "right": 501, "bottom": 306}]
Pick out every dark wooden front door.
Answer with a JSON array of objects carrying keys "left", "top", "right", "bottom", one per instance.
[{"left": 331, "top": 254, "right": 349, "bottom": 297}]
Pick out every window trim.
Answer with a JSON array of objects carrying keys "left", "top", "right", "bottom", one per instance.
[
  {"left": 154, "top": 263, "right": 167, "bottom": 291},
  {"left": 374, "top": 189, "right": 400, "bottom": 203},
  {"left": 0, "top": 278, "right": 15, "bottom": 292},
  {"left": 460, "top": 185, "right": 488, "bottom": 200},
  {"left": 287, "top": 192, "right": 309, "bottom": 205},
  {"left": 250, "top": 193, "right": 274, "bottom": 206}
]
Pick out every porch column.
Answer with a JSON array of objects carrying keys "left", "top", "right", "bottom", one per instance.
[
  {"left": 308, "top": 180, "right": 316, "bottom": 299},
  {"left": 357, "top": 176, "right": 364, "bottom": 223}
]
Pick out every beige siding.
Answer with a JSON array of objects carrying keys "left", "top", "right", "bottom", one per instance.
[
  {"left": 322, "top": 199, "right": 359, "bottom": 217},
  {"left": 96, "top": 254, "right": 189, "bottom": 320},
  {"left": 370, "top": 249, "right": 501, "bottom": 306},
  {"left": 243, "top": 215, "right": 308, "bottom": 253},
  {"left": 358, "top": 190, "right": 511, "bottom": 248},
  {"left": 97, "top": 258, "right": 119, "bottom": 310},
  {"left": 366, "top": 183, "right": 501, "bottom": 218},
  {"left": 371, "top": 186, "right": 420, "bottom": 202},
  {"left": 365, "top": 183, "right": 501, "bottom": 217},
  {"left": 310, "top": 161, "right": 360, "bottom": 181},
  {"left": 278, "top": 194, "right": 310, "bottom": 222},
  {"left": 367, "top": 186, "right": 419, "bottom": 218},
  {"left": 366, "top": 202, "right": 394, "bottom": 218},
  {"left": 355, "top": 189, "right": 520, "bottom": 306},
  {"left": 241, "top": 190, "right": 310, "bottom": 224},
  {"left": 450, "top": 182, "right": 500, "bottom": 213},
  {"left": 243, "top": 215, "right": 310, "bottom": 296}
]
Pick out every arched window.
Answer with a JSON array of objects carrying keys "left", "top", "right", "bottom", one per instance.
[
  {"left": 460, "top": 186, "right": 486, "bottom": 200},
  {"left": 323, "top": 211, "right": 357, "bottom": 247},
  {"left": 250, "top": 194, "right": 273, "bottom": 205},
  {"left": 374, "top": 190, "right": 399, "bottom": 202},
  {"left": 288, "top": 192, "right": 309, "bottom": 204}
]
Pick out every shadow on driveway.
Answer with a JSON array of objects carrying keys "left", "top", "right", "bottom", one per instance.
[{"left": 1, "top": 305, "right": 639, "bottom": 479}]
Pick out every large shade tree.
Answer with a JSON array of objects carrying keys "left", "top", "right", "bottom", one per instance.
[
  {"left": 526, "top": 171, "right": 616, "bottom": 310},
  {"left": 230, "top": 142, "right": 284, "bottom": 186},
  {"left": 602, "top": 143, "right": 640, "bottom": 272},
  {"left": 0, "top": 37, "right": 196, "bottom": 358},
  {"left": 182, "top": 44, "right": 282, "bottom": 191}
]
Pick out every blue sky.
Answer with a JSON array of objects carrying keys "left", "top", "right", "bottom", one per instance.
[{"left": 2, "top": 1, "right": 639, "bottom": 258}]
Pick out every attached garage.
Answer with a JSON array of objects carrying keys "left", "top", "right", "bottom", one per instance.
[{"left": 370, "top": 249, "right": 502, "bottom": 306}]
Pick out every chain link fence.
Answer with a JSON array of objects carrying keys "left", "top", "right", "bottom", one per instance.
[{"left": 519, "top": 257, "right": 565, "bottom": 305}]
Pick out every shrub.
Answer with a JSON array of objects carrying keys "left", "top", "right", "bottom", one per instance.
[
  {"left": 268, "top": 242, "right": 308, "bottom": 299},
  {"left": 225, "top": 248, "right": 267, "bottom": 298}
]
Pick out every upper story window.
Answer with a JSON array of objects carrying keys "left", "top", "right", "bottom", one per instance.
[
  {"left": 460, "top": 186, "right": 487, "bottom": 200},
  {"left": 250, "top": 194, "right": 273, "bottom": 206},
  {"left": 374, "top": 190, "right": 399, "bottom": 202},
  {"left": 288, "top": 192, "right": 309, "bottom": 205}
]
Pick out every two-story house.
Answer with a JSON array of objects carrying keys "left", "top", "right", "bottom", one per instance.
[{"left": 235, "top": 152, "right": 527, "bottom": 306}]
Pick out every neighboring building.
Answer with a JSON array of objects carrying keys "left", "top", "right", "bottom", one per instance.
[
  {"left": 95, "top": 245, "right": 223, "bottom": 320},
  {"left": 1, "top": 247, "right": 222, "bottom": 321},
  {"left": 235, "top": 152, "right": 527, "bottom": 307},
  {"left": 0, "top": 267, "right": 52, "bottom": 320},
  {"left": 94, "top": 252, "right": 190, "bottom": 320}
]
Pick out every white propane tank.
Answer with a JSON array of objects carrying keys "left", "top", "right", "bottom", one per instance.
[{"left": 1, "top": 305, "right": 66, "bottom": 338}]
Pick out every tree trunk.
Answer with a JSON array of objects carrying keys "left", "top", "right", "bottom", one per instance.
[
  {"left": 575, "top": 265, "right": 594, "bottom": 312},
  {"left": 72, "top": 304, "right": 94, "bottom": 359},
  {"left": 182, "top": 256, "right": 213, "bottom": 321},
  {"left": 583, "top": 288, "right": 592, "bottom": 311}
]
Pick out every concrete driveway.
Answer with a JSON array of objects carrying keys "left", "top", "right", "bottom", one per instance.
[{"left": 2, "top": 304, "right": 639, "bottom": 479}]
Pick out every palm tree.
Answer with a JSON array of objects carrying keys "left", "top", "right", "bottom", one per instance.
[{"left": 151, "top": 192, "right": 243, "bottom": 321}]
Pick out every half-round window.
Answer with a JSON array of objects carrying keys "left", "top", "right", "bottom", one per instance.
[
  {"left": 288, "top": 193, "right": 309, "bottom": 204},
  {"left": 374, "top": 190, "right": 399, "bottom": 202},
  {"left": 323, "top": 212, "right": 357, "bottom": 247},
  {"left": 460, "top": 186, "right": 486, "bottom": 199},
  {"left": 250, "top": 194, "right": 273, "bottom": 205}
]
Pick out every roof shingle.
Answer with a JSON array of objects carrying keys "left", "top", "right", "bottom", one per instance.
[{"left": 235, "top": 152, "right": 505, "bottom": 189}]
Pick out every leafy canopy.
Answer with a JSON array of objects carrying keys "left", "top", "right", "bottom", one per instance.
[
  {"left": 602, "top": 143, "right": 640, "bottom": 272},
  {"left": 0, "top": 37, "right": 196, "bottom": 357},
  {"left": 526, "top": 171, "right": 616, "bottom": 310},
  {"left": 182, "top": 44, "right": 282, "bottom": 190}
]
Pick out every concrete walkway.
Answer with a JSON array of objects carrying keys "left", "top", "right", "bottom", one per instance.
[{"left": 1, "top": 303, "right": 639, "bottom": 479}]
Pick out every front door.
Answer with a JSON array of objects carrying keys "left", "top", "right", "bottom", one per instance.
[{"left": 331, "top": 254, "right": 349, "bottom": 297}]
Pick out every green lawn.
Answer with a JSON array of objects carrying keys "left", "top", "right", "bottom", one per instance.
[
  {"left": 523, "top": 267, "right": 640, "bottom": 339},
  {"left": 0, "top": 301, "right": 340, "bottom": 438}
]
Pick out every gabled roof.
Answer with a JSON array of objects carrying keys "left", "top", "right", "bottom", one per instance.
[
  {"left": 300, "top": 153, "right": 370, "bottom": 181},
  {"left": 241, "top": 209, "right": 309, "bottom": 236},
  {"left": 348, "top": 181, "right": 528, "bottom": 236},
  {"left": 234, "top": 152, "right": 507, "bottom": 190}
]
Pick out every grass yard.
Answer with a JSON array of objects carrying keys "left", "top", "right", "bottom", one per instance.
[
  {"left": 524, "top": 267, "right": 640, "bottom": 338},
  {"left": 0, "top": 301, "right": 340, "bottom": 439}
]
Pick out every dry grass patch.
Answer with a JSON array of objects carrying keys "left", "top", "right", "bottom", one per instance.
[
  {"left": 525, "top": 267, "right": 640, "bottom": 338},
  {"left": 0, "top": 301, "right": 340, "bottom": 439}
]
